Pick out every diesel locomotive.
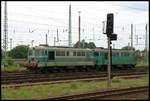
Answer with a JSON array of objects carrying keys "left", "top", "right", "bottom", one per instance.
[{"left": 26, "top": 45, "right": 136, "bottom": 72}]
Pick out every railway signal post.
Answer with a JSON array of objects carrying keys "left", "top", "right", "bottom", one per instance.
[{"left": 104, "top": 13, "right": 117, "bottom": 88}]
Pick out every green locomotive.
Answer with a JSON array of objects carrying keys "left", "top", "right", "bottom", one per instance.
[
  {"left": 93, "top": 48, "right": 136, "bottom": 70},
  {"left": 26, "top": 45, "right": 136, "bottom": 72}
]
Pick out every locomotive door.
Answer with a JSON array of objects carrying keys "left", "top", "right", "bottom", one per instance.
[
  {"left": 94, "top": 51, "right": 99, "bottom": 65},
  {"left": 48, "top": 51, "right": 55, "bottom": 61}
]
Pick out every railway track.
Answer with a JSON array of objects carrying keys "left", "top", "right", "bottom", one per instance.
[
  {"left": 2, "top": 71, "right": 147, "bottom": 85},
  {"left": 2, "top": 74, "right": 146, "bottom": 88},
  {"left": 38, "top": 85, "right": 149, "bottom": 100},
  {"left": 1, "top": 66, "right": 148, "bottom": 85}
]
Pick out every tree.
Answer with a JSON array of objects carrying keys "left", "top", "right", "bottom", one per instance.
[
  {"left": 8, "top": 45, "right": 29, "bottom": 59},
  {"left": 88, "top": 42, "right": 96, "bottom": 49},
  {"left": 73, "top": 40, "right": 96, "bottom": 49},
  {"left": 121, "top": 46, "right": 135, "bottom": 51}
]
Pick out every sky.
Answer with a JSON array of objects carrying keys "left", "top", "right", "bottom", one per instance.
[{"left": 1, "top": 1, "right": 149, "bottom": 51}]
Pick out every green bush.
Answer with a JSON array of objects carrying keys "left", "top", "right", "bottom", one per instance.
[
  {"left": 15, "top": 62, "right": 25, "bottom": 67},
  {"left": 7, "top": 57, "right": 14, "bottom": 65},
  {"left": 1, "top": 57, "right": 14, "bottom": 66}
]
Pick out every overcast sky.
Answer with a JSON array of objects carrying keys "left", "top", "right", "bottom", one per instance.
[{"left": 1, "top": 1, "right": 149, "bottom": 51}]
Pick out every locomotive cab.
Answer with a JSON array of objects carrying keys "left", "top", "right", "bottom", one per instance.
[{"left": 26, "top": 48, "right": 38, "bottom": 68}]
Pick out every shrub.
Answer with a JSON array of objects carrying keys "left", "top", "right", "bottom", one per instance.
[
  {"left": 7, "top": 57, "right": 14, "bottom": 65},
  {"left": 1, "top": 57, "right": 14, "bottom": 66}
]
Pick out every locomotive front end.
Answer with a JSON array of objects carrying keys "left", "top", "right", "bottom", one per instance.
[{"left": 26, "top": 47, "right": 38, "bottom": 68}]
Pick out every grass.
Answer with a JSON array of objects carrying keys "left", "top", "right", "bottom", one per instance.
[
  {"left": 2, "top": 74, "right": 149, "bottom": 100},
  {"left": 136, "top": 61, "right": 149, "bottom": 67},
  {"left": 1, "top": 64, "right": 27, "bottom": 71}
]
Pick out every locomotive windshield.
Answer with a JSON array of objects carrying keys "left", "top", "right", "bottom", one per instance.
[
  {"left": 94, "top": 52, "right": 99, "bottom": 56},
  {"left": 29, "top": 50, "right": 32, "bottom": 56}
]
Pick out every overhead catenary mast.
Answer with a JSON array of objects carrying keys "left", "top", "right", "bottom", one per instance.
[
  {"left": 78, "top": 11, "right": 81, "bottom": 48},
  {"left": 145, "top": 24, "right": 147, "bottom": 52},
  {"left": 3, "top": 1, "right": 8, "bottom": 67},
  {"left": 68, "top": 4, "right": 72, "bottom": 47},
  {"left": 46, "top": 34, "right": 48, "bottom": 45},
  {"left": 10, "top": 38, "right": 12, "bottom": 50},
  {"left": 131, "top": 24, "right": 133, "bottom": 48}
]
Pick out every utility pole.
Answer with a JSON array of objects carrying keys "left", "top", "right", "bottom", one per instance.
[
  {"left": 3, "top": 1, "right": 8, "bottom": 67},
  {"left": 131, "top": 24, "right": 133, "bottom": 48},
  {"left": 68, "top": 4, "right": 72, "bottom": 47},
  {"left": 107, "top": 36, "right": 111, "bottom": 87},
  {"left": 102, "top": 21, "right": 106, "bottom": 34},
  {"left": 31, "top": 40, "right": 34, "bottom": 47},
  {"left": 57, "top": 29, "right": 59, "bottom": 42},
  {"left": 10, "top": 38, "right": 12, "bottom": 50},
  {"left": 46, "top": 34, "right": 48, "bottom": 45},
  {"left": 104, "top": 13, "right": 117, "bottom": 88},
  {"left": 78, "top": 11, "right": 81, "bottom": 48},
  {"left": 54, "top": 37, "right": 56, "bottom": 46},
  {"left": 145, "top": 24, "right": 147, "bottom": 52},
  {"left": 136, "top": 35, "right": 138, "bottom": 45},
  {"left": 93, "top": 27, "right": 95, "bottom": 41}
]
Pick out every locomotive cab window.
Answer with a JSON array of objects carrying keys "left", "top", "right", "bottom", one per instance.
[
  {"left": 48, "top": 51, "right": 55, "bottom": 60},
  {"left": 94, "top": 52, "right": 99, "bottom": 56},
  {"left": 29, "top": 50, "right": 32, "bottom": 56}
]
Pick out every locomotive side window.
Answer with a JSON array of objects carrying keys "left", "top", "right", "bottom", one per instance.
[
  {"left": 73, "top": 51, "right": 86, "bottom": 56},
  {"left": 82, "top": 52, "right": 85, "bottom": 56},
  {"left": 121, "top": 52, "right": 124, "bottom": 56},
  {"left": 62, "top": 51, "right": 65, "bottom": 56},
  {"left": 77, "top": 51, "right": 81, "bottom": 56},
  {"left": 99, "top": 52, "right": 101, "bottom": 56},
  {"left": 73, "top": 51, "right": 76, "bottom": 56},
  {"left": 56, "top": 51, "right": 60, "bottom": 56},
  {"left": 67, "top": 51, "right": 69, "bottom": 56},
  {"left": 116, "top": 53, "right": 119, "bottom": 56},
  {"left": 113, "top": 52, "right": 116, "bottom": 56},
  {"left": 56, "top": 51, "right": 65, "bottom": 56},
  {"left": 104, "top": 52, "right": 108, "bottom": 59}
]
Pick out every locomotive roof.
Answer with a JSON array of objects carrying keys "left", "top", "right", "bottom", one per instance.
[
  {"left": 31, "top": 46, "right": 91, "bottom": 51},
  {"left": 30, "top": 45, "right": 134, "bottom": 52},
  {"left": 94, "top": 48, "right": 134, "bottom": 52}
]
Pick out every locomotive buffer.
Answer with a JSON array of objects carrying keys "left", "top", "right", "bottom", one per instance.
[{"left": 104, "top": 13, "right": 117, "bottom": 87}]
